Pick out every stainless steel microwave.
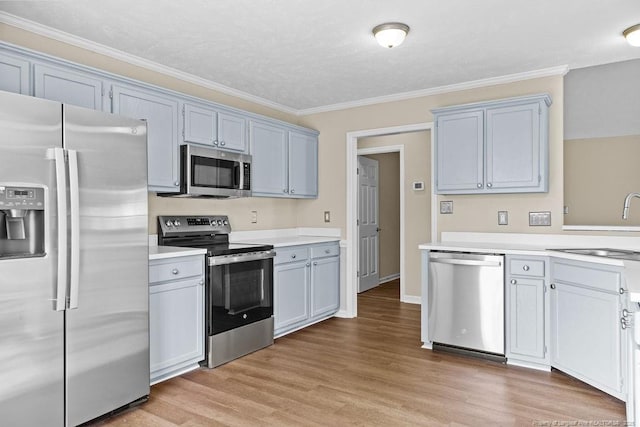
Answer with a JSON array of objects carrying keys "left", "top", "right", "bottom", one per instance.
[{"left": 168, "top": 144, "right": 251, "bottom": 198}]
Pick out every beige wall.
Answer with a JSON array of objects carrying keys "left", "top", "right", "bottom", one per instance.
[
  {"left": 363, "top": 152, "right": 400, "bottom": 281},
  {"left": 359, "top": 135, "right": 429, "bottom": 295},
  {"left": 564, "top": 135, "right": 640, "bottom": 226}
]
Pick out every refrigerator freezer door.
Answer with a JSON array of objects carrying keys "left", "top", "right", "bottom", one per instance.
[
  {"left": 63, "top": 105, "right": 150, "bottom": 425},
  {"left": 0, "top": 92, "right": 64, "bottom": 425}
]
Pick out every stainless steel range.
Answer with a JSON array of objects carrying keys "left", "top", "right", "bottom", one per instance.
[{"left": 158, "top": 215, "right": 275, "bottom": 368}]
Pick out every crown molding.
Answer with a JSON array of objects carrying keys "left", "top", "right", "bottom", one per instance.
[
  {"left": 297, "top": 65, "right": 569, "bottom": 116},
  {"left": 0, "top": 12, "right": 300, "bottom": 116},
  {"left": 0, "top": 12, "right": 569, "bottom": 117}
]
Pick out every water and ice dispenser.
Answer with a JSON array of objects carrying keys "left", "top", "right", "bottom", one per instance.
[{"left": 0, "top": 185, "right": 45, "bottom": 259}]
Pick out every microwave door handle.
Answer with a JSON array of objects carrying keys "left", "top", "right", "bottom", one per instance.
[{"left": 237, "top": 162, "right": 244, "bottom": 190}]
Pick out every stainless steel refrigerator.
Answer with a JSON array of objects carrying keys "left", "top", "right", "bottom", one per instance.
[{"left": 0, "top": 91, "right": 150, "bottom": 426}]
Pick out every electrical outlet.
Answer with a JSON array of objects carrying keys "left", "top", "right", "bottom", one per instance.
[
  {"left": 498, "top": 211, "right": 508, "bottom": 225},
  {"left": 529, "top": 211, "right": 551, "bottom": 226},
  {"left": 251, "top": 210, "right": 258, "bottom": 223},
  {"left": 324, "top": 211, "right": 331, "bottom": 223},
  {"left": 440, "top": 201, "right": 453, "bottom": 214}
]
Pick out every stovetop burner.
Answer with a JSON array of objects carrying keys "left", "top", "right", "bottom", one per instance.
[{"left": 157, "top": 215, "right": 273, "bottom": 256}]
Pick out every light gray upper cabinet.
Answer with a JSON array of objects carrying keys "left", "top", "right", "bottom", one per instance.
[
  {"left": 250, "top": 120, "right": 319, "bottom": 198},
  {"left": 550, "top": 258, "right": 625, "bottom": 400},
  {"left": 288, "top": 131, "right": 318, "bottom": 197},
  {"left": 112, "top": 84, "right": 180, "bottom": 193},
  {"left": 182, "top": 103, "right": 247, "bottom": 152},
  {"left": 506, "top": 256, "right": 549, "bottom": 369},
  {"left": 0, "top": 51, "right": 30, "bottom": 95},
  {"left": 217, "top": 111, "right": 247, "bottom": 152},
  {"left": 34, "top": 63, "right": 103, "bottom": 110},
  {"left": 433, "top": 94, "right": 551, "bottom": 194},
  {"left": 250, "top": 121, "right": 288, "bottom": 195}
]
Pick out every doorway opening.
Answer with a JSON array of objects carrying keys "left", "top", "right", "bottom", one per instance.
[
  {"left": 357, "top": 149, "right": 400, "bottom": 296},
  {"left": 343, "top": 123, "right": 434, "bottom": 318}
]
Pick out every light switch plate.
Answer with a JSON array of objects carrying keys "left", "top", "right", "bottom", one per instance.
[
  {"left": 529, "top": 211, "right": 551, "bottom": 226},
  {"left": 324, "top": 211, "right": 331, "bottom": 223},
  {"left": 498, "top": 211, "right": 508, "bottom": 225},
  {"left": 251, "top": 210, "right": 258, "bottom": 223},
  {"left": 440, "top": 201, "right": 453, "bottom": 214}
]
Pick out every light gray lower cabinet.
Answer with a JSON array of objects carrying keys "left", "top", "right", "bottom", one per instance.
[
  {"left": 0, "top": 51, "right": 30, "bottom": 95},
  {"left": 274, "top": 243, "right": 339, "bottom": 337},
  {"left": 111, "top": 83, "right": 180, "bottom": 193},
  {"left": 550, "top": 258, "right": 626, "bottom": 400},
  {"left": 506, "top": 256, "right": 550, "bottom": 368},
  {"left": 149, "top": 254, "right": 205, "bottom": 385}
]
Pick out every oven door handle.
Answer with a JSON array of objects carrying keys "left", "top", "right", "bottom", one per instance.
[{"left": 208, "top": 250, "right": 276, "bottom": 266}]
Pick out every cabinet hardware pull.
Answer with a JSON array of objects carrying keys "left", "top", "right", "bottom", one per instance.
[
  {"left": 510, "top": 279, "right": 517, "bottom": 284},
  {"left": 220, "top": 141, "right": 226, "bottom": 146},
  {"left": 290, "top": 189, "right": 295, "bottom": 194},
  {"left": 522, "top": 265, "right": 530, "bottom": 271},
  {"left": 477, "top": 183, "right": 482, "bottom": 188},
  {"left": 172, "top": 268, "right": 179, "bottom": 275},
  {"left": 174, "top": 181, "right": 179, "bottom": 186},
  {"left": 623, "top": 309, "right": 632, "bottom": 318},
  {"left": 487, "top": 183, "right": 493, "bottom": 188},
  {"left": 313, "top": 261, "right": 318, "bottom": 266},
  {"left": 283, "top": 189, "right": 288, "bottom": 193},
  {"left": 550, "top": 283, "right": 556, "bottom": 289},
  {"left": 620, "top": 288, "right": 627, "bottom": 294},
  {"left": 291, "top": 254, "right": 296, "bottom": 259},
  {"left": 325, "top": 249, "right": 330, "bottom": 254},
  {"left": 306, "top": 263, "right": 310, "bottom": 267}
]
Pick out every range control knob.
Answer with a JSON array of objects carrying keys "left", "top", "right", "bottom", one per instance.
[
  {"left": 217, "top": 219, "right": 223, "bottom": 226},
  {"left": 223, "top": 219, "right": 229, "bottom": 225},
  {"left": 173, "top": 219, "right": 181, "bottom": 227},
  {"left": 165, "top": 220, "right": 173, "bottom": 227}
]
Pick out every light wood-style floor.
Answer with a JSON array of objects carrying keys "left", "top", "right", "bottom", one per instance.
[{"left": 96, "top": 279, "right": 625, "bottom": 426}]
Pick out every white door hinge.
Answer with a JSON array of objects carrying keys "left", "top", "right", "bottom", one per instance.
[
  {"left": 357, "top": 168, "right": 359, "bottom": 175},
  {"left": 182, "top": 105, "right": 185, "bottom": 116},
  {"left": 108, "top": 90, "right": 113, "bottom": 99},
  {"left": 356, "top": 219, "right": 360, "bottom": 226}
]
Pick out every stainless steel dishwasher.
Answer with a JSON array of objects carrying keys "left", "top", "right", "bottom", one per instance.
[{"left": 428, "top": 251, "right": 505, "bottom": 356}]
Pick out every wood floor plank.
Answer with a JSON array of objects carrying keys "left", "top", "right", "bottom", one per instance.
[{"left": 95, "top": 280, "right": 626, "bottom": 426}]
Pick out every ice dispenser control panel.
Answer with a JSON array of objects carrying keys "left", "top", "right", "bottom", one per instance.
[{"left": 0, "top": 186, "right": 44, "bottom": 209}]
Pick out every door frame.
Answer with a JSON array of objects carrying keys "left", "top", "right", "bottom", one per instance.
[
  {"left": 357, "top": 147, "right": 400, "bottom": 295},
  {"left": 343, "top": 122, "right": 434, "bottom": 318}
]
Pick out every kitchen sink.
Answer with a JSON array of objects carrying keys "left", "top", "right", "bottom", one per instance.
[{"left": 552, "top": 248, "right": 640, "bottom": 261}]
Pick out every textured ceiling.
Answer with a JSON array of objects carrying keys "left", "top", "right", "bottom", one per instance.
[{"left": 1, "top": 0, "right": 640, "bottom": 112}]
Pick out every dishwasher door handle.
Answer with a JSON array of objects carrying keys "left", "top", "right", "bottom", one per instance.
[{"left": 429, "top": 258, "right": 502, "bottom": 267}]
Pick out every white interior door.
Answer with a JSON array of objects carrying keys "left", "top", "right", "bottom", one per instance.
[{"left": 358, "top": 156, "right": 379, "bottom": 293}]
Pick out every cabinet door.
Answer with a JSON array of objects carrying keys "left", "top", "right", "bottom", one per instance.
[
  {"left": 310, "top": 257, "right": 339, "bottom": 319},
  {"left": 508, "top": 277, "right": 545, "bottom": 359},
  {"left": 217, "top": 111, "right": 247, "bottom": 152},
  {"left": 0, "top": 52, "right": 30, "bottom": 95},
  {"left": 112, "top": 84, "right": 180, "bottom": 192},
  {"left": 288, "top": 131, "right": 318, "bottom": 197},
  {"left": 486, "top": 102, "right": 541, "bottom": 191},
  {"left": 551, "top": 282, "right": 622, "bottom": 396},
  {"left": 274, "top": 262, "right": 310, "bottom": 334},
  {"left": 34, "top": 64, "right": 103, "bottom": 110},
  {"left": 435, "top": 110, "right": 484, "bottom": 193},
  {"left": 250, "top": 121, "right": 288, "bottom": 196},
  {"left": 183, "top": 103, "right": 217, "bottom": 146},
  {"left": 149, "top": 277, "right": 204, "bottom": 383}
]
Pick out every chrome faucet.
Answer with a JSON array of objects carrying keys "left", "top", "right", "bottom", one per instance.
[{"left": 622, "top": 192, "right": 640, "bottom": 219}]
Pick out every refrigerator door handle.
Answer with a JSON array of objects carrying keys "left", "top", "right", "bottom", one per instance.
[
  {"left": 68, "top": 149, "right": 80, "bottom": 310},
  {"left": 54, "top": 147, "right": 68, "bottom": 311}
]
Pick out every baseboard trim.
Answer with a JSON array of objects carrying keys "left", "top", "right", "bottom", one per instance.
[
  {"left": 401, "top": 295, "right": 421, "bottom": 305},
  {"left": 379, "top": 273, "right": 400, "bottom": 284}
]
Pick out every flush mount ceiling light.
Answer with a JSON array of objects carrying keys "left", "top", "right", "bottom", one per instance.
[
  {"left": 623, "top": 24, "right": 640, "bottom": 47},
  {"left": 372, "top": 22, "right": 410, "bottom": 48}
]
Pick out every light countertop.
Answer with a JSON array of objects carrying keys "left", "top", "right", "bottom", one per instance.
[
  {"left": 232, "top": 235, "right": 340, "bottom": 248},
  {"left": 149, "top": 245, "right": 207, "bottom": 261}
]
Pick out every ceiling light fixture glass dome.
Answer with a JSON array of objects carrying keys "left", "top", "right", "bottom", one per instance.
[
  {"left": 373, "top": 23, "right": 410, "bottom": 48},
  {"left": 623, "top": 24, "right": 640, "bottom": 47}
]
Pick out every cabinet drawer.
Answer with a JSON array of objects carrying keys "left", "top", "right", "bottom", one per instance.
[
  {"left": 510, "top": 259, "right": 545, "bottom": 277},
  {"left": 310, "top": 243, "right": 340, "bottom": 259},
  {"left": 150, "top": 256, "right": 203, "bottom": 284},
  {"left": 274, "top": 246, "right": 309, "bottom": 265},
  {"left": 552, "top": 260, "right": 621, "bottom": 293}
]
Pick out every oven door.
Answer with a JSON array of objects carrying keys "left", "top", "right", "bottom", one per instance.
[{"left": 207, "top": 252, "right": 274, "bottom": 335}]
